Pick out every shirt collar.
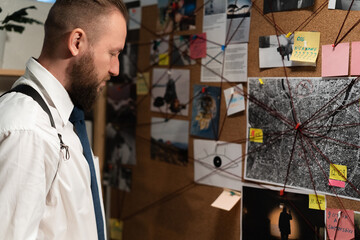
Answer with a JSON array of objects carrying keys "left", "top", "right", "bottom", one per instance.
[{"left": 24, "top": 57, "right": 73, "bottom": 127}]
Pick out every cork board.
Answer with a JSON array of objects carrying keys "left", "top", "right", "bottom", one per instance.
[{"left": 105, "top": 1, "right": 360, "bottom": 239}]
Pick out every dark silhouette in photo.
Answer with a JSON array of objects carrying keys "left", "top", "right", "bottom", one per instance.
[{"left": 279, "top": 206, "right": 292, "bottom": 240}]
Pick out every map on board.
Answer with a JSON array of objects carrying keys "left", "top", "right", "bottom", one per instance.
[{"left": 245, "top": 77, "right": 360, "bottom": 199}]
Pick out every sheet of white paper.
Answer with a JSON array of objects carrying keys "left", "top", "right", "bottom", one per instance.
[
  {"left": 194, "top": 139, "right": 243, "bottom": 191},
  {"left": 201, "top": 43, "right": 248, "bottom": 82}
]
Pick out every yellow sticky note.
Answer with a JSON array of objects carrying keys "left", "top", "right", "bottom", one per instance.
[
  {"left": 249, "top": 128, "right": 263, "bottom": 143},
  {"left": 158, "top": 53, "right": 169, "bottom": 66},
  {"left": 136, "top": 72, "right": 150, "bottom": 95},
  {"left": 290, "top": 31, "right": 320, "bottom": 63},
  {"left": 329, "top": 164, "right": 347, "bottom": 181},
  {"left": 110, "top": 218, "right": 123, "bottom": 240},
  {"left": 309, "top": 194, "right": 325, "bottom": 210}
]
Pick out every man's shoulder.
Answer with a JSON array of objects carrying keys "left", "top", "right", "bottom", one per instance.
[{"left": 0, "top": 91, "right": 47, "bottom": 132}]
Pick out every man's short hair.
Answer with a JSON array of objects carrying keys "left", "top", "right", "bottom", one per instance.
[{"left": 43, "top": 0, "right": 128, "bottom": 48}]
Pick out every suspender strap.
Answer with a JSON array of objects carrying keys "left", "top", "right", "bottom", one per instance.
[
  {"left": 2, "top": 84, "right": 56, "bottom": 128},
  {"left": 1, "top": 84, "right": 70, "bottom": 159}
]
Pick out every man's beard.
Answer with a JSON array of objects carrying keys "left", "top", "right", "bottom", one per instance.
[{"left": 67, "top": 51, "right": 104, "bottom": 112}]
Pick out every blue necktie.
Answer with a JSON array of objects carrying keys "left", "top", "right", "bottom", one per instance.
[{"left": 69, "top": 106, "right": 105, "bottom": 240}]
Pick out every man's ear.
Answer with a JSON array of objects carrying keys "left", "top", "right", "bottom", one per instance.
[{"left": 68, "top": 28, "right": 87, "bottom": 56}]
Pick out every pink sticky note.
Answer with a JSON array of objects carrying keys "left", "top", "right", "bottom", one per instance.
[
  {"left": 329, "top": 179, "right": 346, "bottom": 188},
  {"left": 322, "top": 43, "right": 349, "bottom": 77},
  {"left": 190, "top": 33, "right": 207, "bottom": 59},
  {"left": 351, "top": 41, "right": 360, "bottom": 76},
  {"left": 326, "top": 208, "right": 354, "bottom": 240}
]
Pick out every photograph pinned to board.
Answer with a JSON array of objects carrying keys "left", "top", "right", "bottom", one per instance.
[
  {"left": 103, "top": 123, "right": 135, "bottom": 191},
  {"left": 171, "top": 35, "right": 196, "bottom": 66},
  {"left": 103, "top": 165, "right": 132, "bottom": 192},
  {"left": 156, "top": 0, "right": 196, "bottom": 35},
  {"left": 226, "top": 0, "right": 252, "bottom": 44},
  {"left": 241, "top": 184, "right": 325, "bottom": 240},
  {"left": 246, "top": 77, "right": 360, "bottom": 200},
  {"left": 124, "top": 0, "right": 141, "bottom": 41},
  {"left": 150, "top": 117, "right": 189, "bottom": 166},
  {"left": 151, "top": 68, "right": 190, "bottom": 116},
  {"left": 118, "top": 167, "right": 132, "bottom": 192},
  {"left": 194, "top": 139, "right": 243, "bottom": 191},
  {"left": 127, "top": 5, "right": 141, "bottom": 30},
  {"left": 105, "top": 122, "right": 136, "bottom": 166},
  {"left": 328, "top": 0, "right": 360, "bottom": 10},
  {"left": 140, "top": 0, "right": 156, "bottom": 6},
  {"left": 354, "top": 211, "right": 360, "bottom": 238},
  {"left": 150, "top": 36, "right": 169, "bottom": 66},
  {"left": 204, "top": 0, "right": 227, "bottom": 15},
  {"left": 190, "top": 85, "right": 221, "bottom": 140},
  {"left": 259, "top": 34, "right": 316, "bottom": 68},
  {"left": 106, "top": 82, "right": 136, "bottom": 124},
  {"left": 224, "top": 83, "right": 245, "bottom": 116},
  {"left": 263, "top": 0, "right": 314, "bottom": 14}
]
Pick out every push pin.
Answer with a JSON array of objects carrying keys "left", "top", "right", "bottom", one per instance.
[
  {"left": 280, "top": 189, "right": 284, "bottom": 196},
  {"left": 201, "top": 87, "right": 207, "bottom": 93},
  {"left": 192, "top": 34, "right": 197, "bottom": 40},
  {"left": 221, "top": 45, "right": 226, "bottom": 51},
  {"left": 286, "top": 32, "right": 292, "bottom": 38},
  {"left": 295, "top": 123, "right": 301, "bottom": 130},
  {"left": 259, "top": 78, "right": 264, "bottom": 85}
]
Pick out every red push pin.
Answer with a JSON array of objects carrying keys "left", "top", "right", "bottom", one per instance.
[
  {"left": 295, "top": 123, "right": 300, "bottom": 130},
  {"left": 280, "top": 189, "right": 284, "bottom": 196},
  {"left": 201, "top": 87, "right": 206, "bottom": 93},
  {"left": 332, "top": 44, "right": 335, "bottom": 48}
]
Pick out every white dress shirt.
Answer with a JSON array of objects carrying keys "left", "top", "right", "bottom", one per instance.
[{"left": 0, "top": 58, "right": 106, "bottom": 240}]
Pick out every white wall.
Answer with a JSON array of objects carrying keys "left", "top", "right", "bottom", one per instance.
[{"left": 1, "top": 0, "right": 52, "bottom": 70}]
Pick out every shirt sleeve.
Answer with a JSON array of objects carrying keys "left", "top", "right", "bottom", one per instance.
[{"left": 0, "top": 129, "right": 59, "bottom": 240}]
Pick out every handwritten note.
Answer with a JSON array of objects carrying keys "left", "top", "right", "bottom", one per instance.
[
  {"left": 326, "top": 208, "right": 354, "bottom": 240},
  {"left": 290, "top": 31, "right": 320, "bottom": 63},
  {"left": 249, "top": 128, "right": 263, "bottom": 143},
  {"left": 190, "top": 33, "right": 207, "bottom": 59},
  {"left": 322, "top": 43, "right": 349, "bottom": 77},
  {"left": 329, "top": 164, "right": 347, "bottom": 181},
  {"left": 308, "top": 194, "right": 325, "bottom": 210}
]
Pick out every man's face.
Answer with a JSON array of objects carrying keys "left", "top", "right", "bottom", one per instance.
[{"left": 68, "top": 10, "right": 127, "bottom": 112}]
